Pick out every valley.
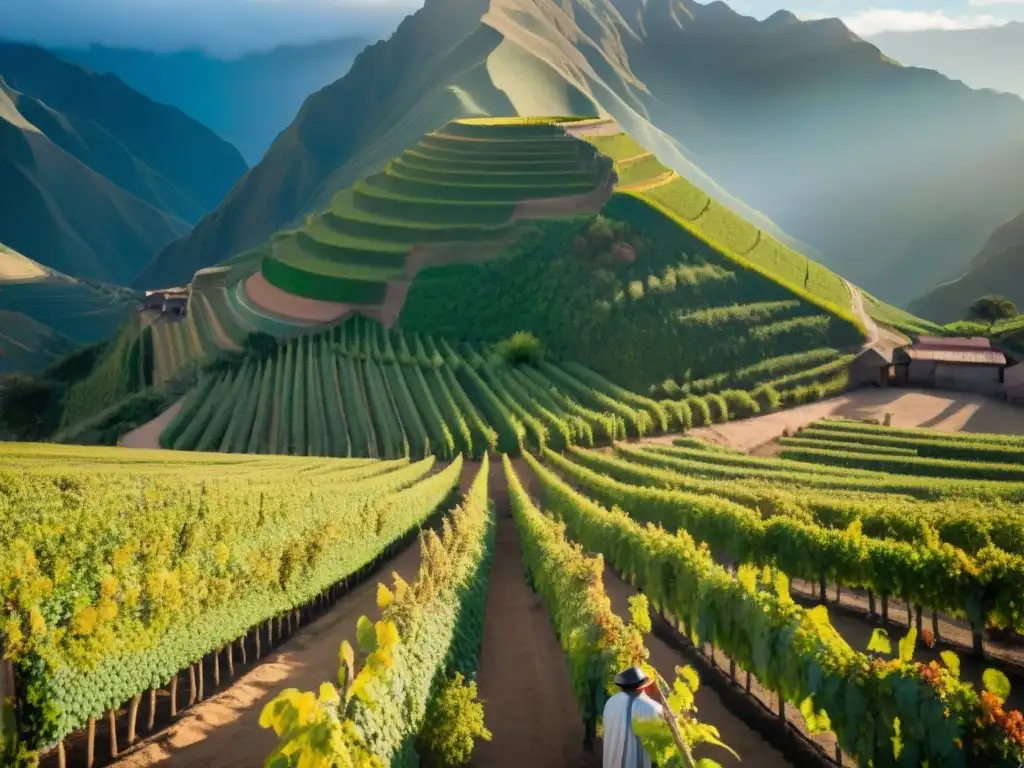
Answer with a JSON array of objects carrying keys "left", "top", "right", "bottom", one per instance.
[{"left": 4, "top": 3, "right": 1024, "bottom": 767}]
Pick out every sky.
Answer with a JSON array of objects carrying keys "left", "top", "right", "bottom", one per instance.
[
  {"left": 0, "top": 0, "right": 1022, "bottom": 55},
  {"left": 732, "top": 0, "right": 1024, "bottom": 35}
]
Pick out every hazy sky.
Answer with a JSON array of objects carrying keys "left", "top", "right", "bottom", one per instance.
[{"left": 1, "top": 0, "right": 1022, "bottom": 55}]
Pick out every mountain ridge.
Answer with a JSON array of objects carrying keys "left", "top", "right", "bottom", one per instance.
[
  {"left": 133, "top": 0, "right": 1024, "bottom": 304},
  {"left": 0, "top": 42, "right": 248, "bottom": 284},
  {"left": 55, "top": 38, "right": 371, "bottom": 164}
]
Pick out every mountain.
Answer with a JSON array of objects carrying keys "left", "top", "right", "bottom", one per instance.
[
  {"left": 133, "top": 0, "right": 1024, "bottom": 305},
  {"left": 0, "top": 42, "right": 247, "bottom": 283},
  {"left": 870, "top": 23, "right": 1024, "bottom": 101},
  {"left": 910, "top": 209, "right": 1024, "bottom": 323},
  {"left": 56, "top": 38, "right": 372, "bottom": 165}
]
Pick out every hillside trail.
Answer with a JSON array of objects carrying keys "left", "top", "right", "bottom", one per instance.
[
  {"left": 105, "top": 461, "right": 481, "bottom": 768},
  {"left": 844, "top": 279, "right": 906, "bottom": 352},
  {"left": 469, "top": 457, "right": 600, "bottom": 768},
  {"left": 119, "top": 400, "right": 182, "bottom": 449},
  {"left": 511, "top": 459, "right": 797, "bottom": 768}
]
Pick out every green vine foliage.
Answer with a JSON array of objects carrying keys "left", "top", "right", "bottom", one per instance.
[
  {"left": 524, "top": 451, "right": 1024, "bottom": 767},
  {"left": 0, "top": 451, "right": 462, "bottom": 762},
  {"left": 503, "top": 455, "right": 735, "bottom": 765},
  {"left": 548, "top": 447, "right": 1024, "bottom": 641},
  {"left": 261, "top": 455, "right": 494, "bottom": 767},
  {"left": 417, "top": 672, "right": 492, "bottom": 766}
]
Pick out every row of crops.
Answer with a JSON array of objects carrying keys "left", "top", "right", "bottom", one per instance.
[
  {"left": 261, "top": 457, "right": 730, "bottom": 767},
  {"left": 260, "top": 119, "right": 612, "bottom": 305},
  {"left": 0, "top": 442, "right": 470, "bottom": 763},
  {"left": 160, "top": 317, "right": 782, "bottom": 459},
  {"left": 547, "top": 417, "right": 1024, "bottom": 655},
  {"left": 522, "top": 448, "right": 1024, "bottom": 766}
]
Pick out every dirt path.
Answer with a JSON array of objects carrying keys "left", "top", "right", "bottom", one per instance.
[
  {"left": 619, "top": 170, "right": 676, "bottom": 192},
  {"left": 642, "top": 388, "right": 1024, "bottom": 452},
  {"left": 845, "top": 280, "right": 906, "bottom": 351},
  {"left": 110, "top": 544, "right": 422, "bottom": 767},
  {"left": 470, "top": 459, "right": 600, "bottom": 768},
  {"left": 119, "top": 400, "right": 183, "bottom": 449}
]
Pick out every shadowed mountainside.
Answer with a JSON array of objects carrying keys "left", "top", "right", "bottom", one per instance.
[
  {"left": 0, "top": 43, "right": 248, "bottom": 283},
  {"left": 56, "top": 38, "right": 371, "bottom": 164}
]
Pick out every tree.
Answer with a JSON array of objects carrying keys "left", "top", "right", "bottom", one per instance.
[{"left": 967, "top": 295, "right": 1018, "bottom": 324}]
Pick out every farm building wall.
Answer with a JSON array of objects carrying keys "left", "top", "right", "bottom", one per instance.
[{"left": 934, "top": 363, "right": 1002, "bottom": 396}]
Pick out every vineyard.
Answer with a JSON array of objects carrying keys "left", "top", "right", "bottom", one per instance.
[{"left": 7, "top": 413, "right": 1024, "bottom": 766}]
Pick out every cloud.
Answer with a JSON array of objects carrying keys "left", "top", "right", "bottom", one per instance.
[
  {"left": 968, "top": 0, "right": 1024, "bottom": 6},
  {"left": 833, "top": 8, "right": 1009, "bottom": 35},
  {"left": 0, "top": 0, "right": 422, "bottom": 56}
]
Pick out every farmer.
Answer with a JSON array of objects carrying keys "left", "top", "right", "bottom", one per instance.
[{"left": 603, "top": 666, "right": 664, "bottom": 768}]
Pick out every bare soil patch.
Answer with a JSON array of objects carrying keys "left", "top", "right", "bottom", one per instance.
[
  {"left": 642, "top": 388, "right": 1024, "bottom": 453},
  {"left": 558, "top": 118, "right": 620, "bottom": 138},
  {"left": 119, "top": 400, "right": 183, "bottom": 449},
  {"left": 244, "top": 272, "right": 351, "bottom": 324}
]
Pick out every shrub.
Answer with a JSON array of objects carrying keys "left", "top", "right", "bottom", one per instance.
[
  {"left": 705, "top": 393, "right": 729, "bottom": 423},
  {"left": 418, "top": 672, "right": 492, "bottom": 766},
  {"left": 684, "top": 394, "right": 711, "bottom": 427},
  {"left": 720, "top": 389, "right": 760, "bottom": 419},
  {"left": 751, "top": 384, "right": 781, "bottom": 413},
  {"left": 492, "top": 331, "right": 545, "bottom": 366},
  {"left": 660, "top": 399, "right": 692, "bottom": 431}
]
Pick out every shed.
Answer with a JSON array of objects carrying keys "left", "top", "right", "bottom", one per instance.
[
  {"left": 848, "top": 346, "right": 893, "bottom": 388},
  {"left": 892, "top": 337, "right": 1006, "bottom": 395}
]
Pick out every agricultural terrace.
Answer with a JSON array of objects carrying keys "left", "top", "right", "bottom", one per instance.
[{"left": 254, "top": 118, "right": 614, "bottom": 324}]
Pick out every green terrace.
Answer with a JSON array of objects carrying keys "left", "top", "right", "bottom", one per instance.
[{"left": 259, "top": 118, "right": 613, "bottom": 308}]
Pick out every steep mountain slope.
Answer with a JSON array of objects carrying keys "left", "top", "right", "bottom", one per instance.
[
  {"left": 870, "top": 23, "right": 1024, "bottom": 100},
  {"left": 910, "top": 209, "right": 1024, "bottom": 323},
  {"left": 0, "top": 79, "right": 191, "bottom": 282},
  {"left": 57, "top": 39, "right": 371, "bottom": 164},
  {"left": 134, "top": 0, "right": 1024, "bottom": 306},
  {"left": 132, "top": 0, "right": 803, "bottom": 289},
  {"left": 0, "top": 42, "right": 246, "bottom": 219}
]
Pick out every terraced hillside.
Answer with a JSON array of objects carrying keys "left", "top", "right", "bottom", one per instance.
[
  {"left": 50, "top": 117, "right": 874, "bottom": 446},
  {"left": 250, "top": 117, "right": 614, "bottom": 327},
  {"left": 400, "top": 121, "right": 865, "bottom": 394}
]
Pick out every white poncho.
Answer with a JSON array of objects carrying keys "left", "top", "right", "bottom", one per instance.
[{"left": 602, "top": 690, "right": 664, "bottom": 768}]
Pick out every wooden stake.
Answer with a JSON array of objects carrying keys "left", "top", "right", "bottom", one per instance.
[
  {"left": 188, "top": 665, "right": 197, "bottom": 706},
  {"left": 256, "top": 627, "right": 262, "bottom": 659},
  {"left": 170, "top": 674, "right": 179, "bottom": 717},
  {"left": 915, "top": 604, "right": 923, "bottom": 634},
  {"left": 867, "top": 589, "right": 876, "bottom": 617},
  {"left": 86, "top": 718, "right": 96, "bottom": 768},
  {"left": 56, "top": 740, "right": 66, "bottom": 768},
  {"left": 227, "top": 642, "right": 235, "bottom": 678},
  {"left": 240, "top": 634, "right": 248, "bottom": 665},
  {"left": 148, "top": 689, "right": 157, "bottom": 732},
  {"left": 932, "top": 610, "right": 940, "bottom": 641},
  {"left": 108, "top": 709, "right": 119, "bottom": 758},
  {"left": 906, "top": 601, "right": 913, "bottom": 626},
  {"left": 128, "top": 694, "right": 141, "bottom": 744},
  {"left": 881, "top": 594, "right": 889, "bottom": 625},
  {"left": 214, "top": 647, "right": 221, "bottom": 687},
  {"left": 198, "top": 659, "right": 205, "bottom": 701}
]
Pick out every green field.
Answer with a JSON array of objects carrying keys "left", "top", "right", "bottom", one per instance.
[{"left": 160, "top": 316, "right": 759, "bottom": 459}]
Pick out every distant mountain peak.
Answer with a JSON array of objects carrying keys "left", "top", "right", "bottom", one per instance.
[{"left": 764, "top": 9, "right": 799, "bottom": 26}]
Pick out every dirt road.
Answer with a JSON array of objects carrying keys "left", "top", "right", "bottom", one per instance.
[
  {"left": 643, "top": 388, "right": 1024, "bottom": 452},
  {"left": 119, "top": 400, "right": 182, "bottom": 449},
  {"left": 470, "top": 459, "right": 600, "bottom": 768}
]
